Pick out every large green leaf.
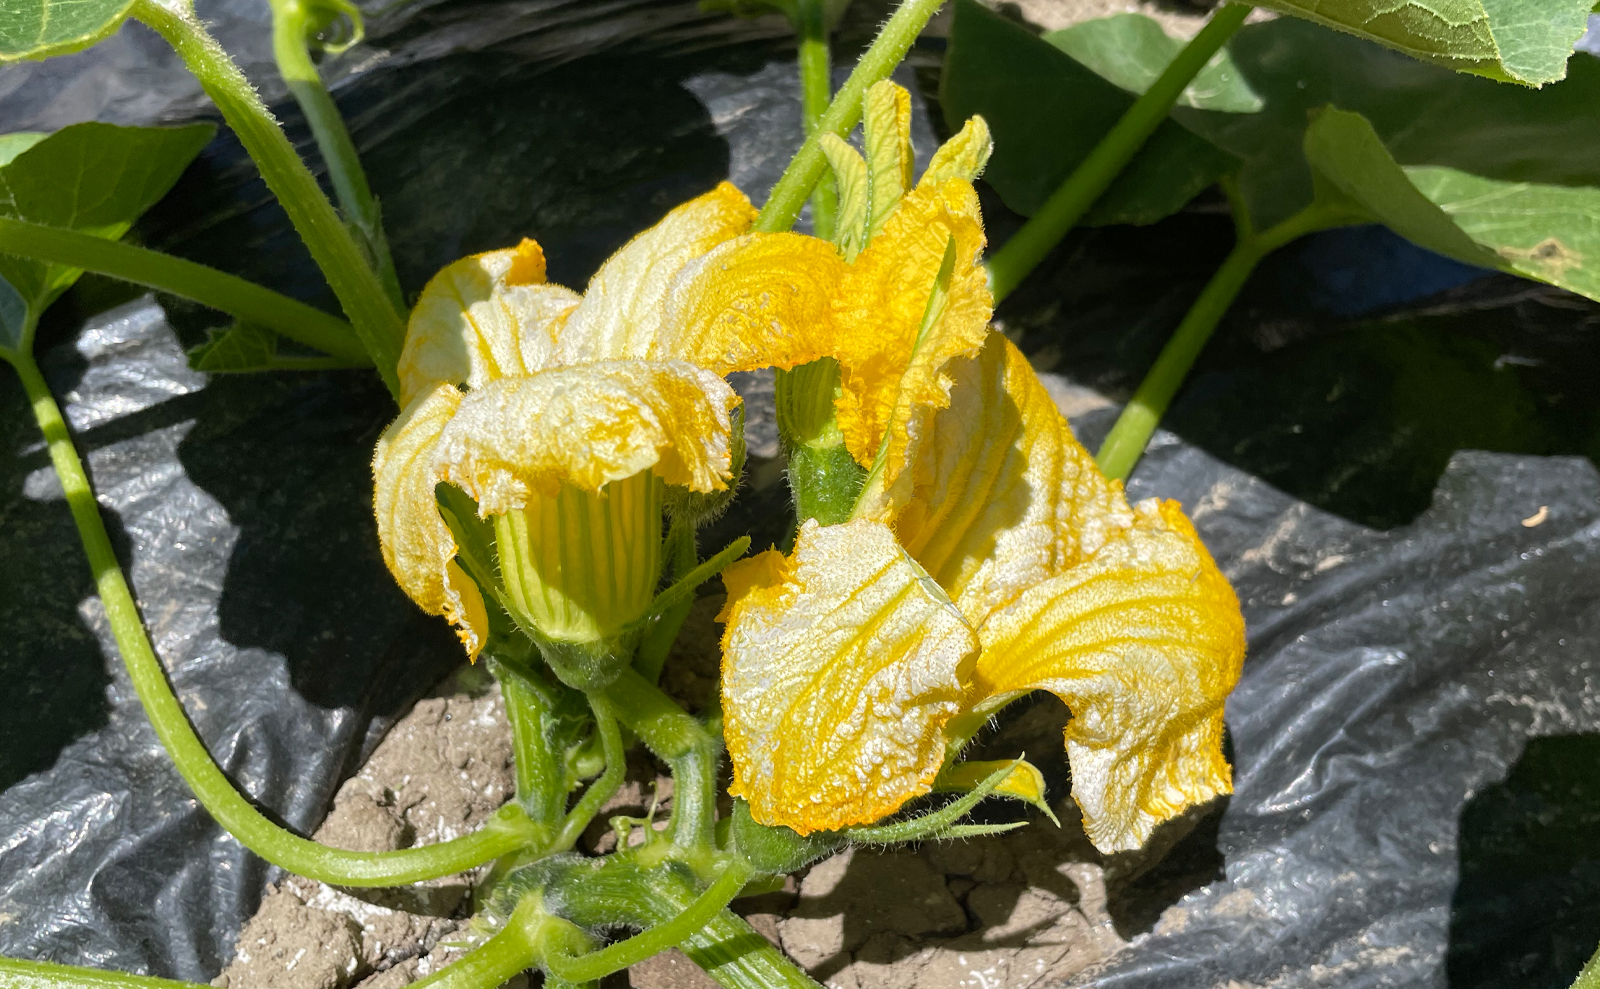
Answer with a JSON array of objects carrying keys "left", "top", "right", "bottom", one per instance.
[
  {"left": 0, "top": 0, "right": 138, "bottom": 62},
  {"left": 1044, "top": 14, "right": 1264, "bottom": 112},
  {"left": 0, "top": 132, "right": 45, "bottom": 166},
  {"left": 1176, "top": 18, "right": 1600, "bottom": 227},
  {"left": 1299, "top": 108, "right": 1600, "bottom": 302},
  {"left": 0, "top": 121, "right": 214, "bottom": 349},
  {"left": 1252, "top": 0, "right": 1592, "bottom": 86},
  {"left": 941, "top": 0, "right": 1244, "bottom": 226}
]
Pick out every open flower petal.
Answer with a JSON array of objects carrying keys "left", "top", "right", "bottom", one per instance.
[
  {"left": 656, "top": 231, "right": 847, "bottom": 373},
  {"left": 833, "top": 178, "right": 992, "bottom": 481},
  {"left": 720, "top": 519, "right": 979, "bottom": 835},
  {"left": 397, "top": 240, "right": 577, "bottom": 405},
  {"left": 558, "top": 182, "right": 758, "bottom": 363},
  {"left": 372, "top": 384, "right": 488, "bottom": 658},
  {"left": 434, "top": 360, "right": 739, "bottom": 514},
  {"left": 869, "top": 333, "right": 1133, "bottom": 630},
  {"left": 973, "top": 500, "right": 1245, "bottom": 852}
]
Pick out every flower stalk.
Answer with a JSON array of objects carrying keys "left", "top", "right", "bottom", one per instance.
[
  {"left": 755, "top": 0, "right": 947, "bottom": 233},
  {"left": 984, "top": 1, "right": 1251, "bottom": 303},
  {"left": 132, "top": 0, "right": 406, "bottom": 397},
  {"left": 1094, "top": 198, "right": 1357, "bottom": 480},
  {"left": 4, "top": 347, "right": 542, "bottom": 887},
  {"left": 268, "top": 0, "right": 405, "bottom": 312}
]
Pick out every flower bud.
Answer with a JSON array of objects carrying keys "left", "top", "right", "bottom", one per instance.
[{"left": 494, "top": 472, "right": 663, "bottom": 690}]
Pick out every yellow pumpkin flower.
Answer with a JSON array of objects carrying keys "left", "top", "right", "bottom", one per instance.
[
  {"left": 372, "top": 187, "right": 760, "bottom": 686},
  {"left": 713, "top": 83, "right": 1246, "bottom": 852}
]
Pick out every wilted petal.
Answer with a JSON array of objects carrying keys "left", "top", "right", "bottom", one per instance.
[
  {"left": 559, "top": 182, "right": 758, "bottom": 362},
  {"left": 868, "top": 333, "right": 1133, "bottom": 630},
  {"left": 434, "top": 361, "right": 740, "bottom": 514},
  {"left": 833, "top": 179, "right": 992, "bottom": 483},
  {"left": 720, "top": 519, "right": 979, "bottom": 835},
  {"left": 974, "top": 500, "right": 1245, "bottom": 852},
  {"left": 397, "top": 240, "right": 576, "bottom": 405},
  {"left": 372, "top": 385, "right": 489, "bottom": 658},
  {"left": 656, "top": 231, "right": 847, "bottom": 373}
]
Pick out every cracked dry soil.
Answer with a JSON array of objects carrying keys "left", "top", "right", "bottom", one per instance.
[{"left": 214, "top": 593, "right": 1223, "bottom": 989}]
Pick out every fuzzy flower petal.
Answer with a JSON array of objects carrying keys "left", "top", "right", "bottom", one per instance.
[
  {"left": 656, "top": 231, "right": 847, "bottom": 373},
  {"left": 833, "top": 178, "right": 992, "bottom": 483},
  {"left": 974, "top": 500, "right": 1246, "bottom": 852},
  {"left": 397, "top": 239, "right": 578, "bottom": 406},
  {"left": 869, "top": 333, "right": 1134, "bottom": 629},
  {"left": 372, "top": 384, "right": 489, "bottom": 658},
  {"left": 558, "top": 182, "right": 759, "bottom": 363},
  {"left": 720, "top": 519, "right": 979, "bottom": 835},
  {"left": 433, "top": 360, "right": 740, "bottom": 514}
]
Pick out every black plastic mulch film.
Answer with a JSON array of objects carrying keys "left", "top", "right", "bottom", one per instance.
[{"left": 1, "top": 3, "right": 1598, "bottom": 987}]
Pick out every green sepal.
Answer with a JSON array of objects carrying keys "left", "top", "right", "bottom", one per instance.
[
  {"left": 847, "top": 758, "right": 1028, "bottom": 845},
  {"left": 664, "top": 405, "right": 747, "bottom": 528}
]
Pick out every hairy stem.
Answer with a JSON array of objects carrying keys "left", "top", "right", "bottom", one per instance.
[
  {"left": 677, "top": 909, "right": 823, "bottom": 989},
  {"left": 552, "top": 692, "right": 626, "bottom": 851},
  {"left": 491, "top": 655, "right": 571, "bottom": 826},
  {"left": 269, "top": 0, "right": 405, "bottom": 311},
  {"left": 6, "top": 350, "right": 541, "bottom": 885},
  {"left": 755, "top": 0, "right": 946, "bottom": 233},
  {"left": 408, "top": 898, "right": 548, "bottom": 989},
  {"left": 544, "top": 859, "right": 755, "bottom": 983},
  {"left": 795, "top": 0, "right": 838, "bottom": 241},
  {"left": 1094, "top": 201, "right": 1352, "bottom": 480},
  {"left": 133, "top": 0, "right": 405, "bottom": 397},
  {"left": 984, "top": 2, "right": 1251, "bottom": 303},
  {"left": 607, "top": 667, "right": 720, "bottom": 849},
  {"left": 0, "top": 217, "right": 367, "bottom": 363}
]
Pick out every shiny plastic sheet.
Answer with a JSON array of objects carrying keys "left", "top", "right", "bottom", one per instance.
[{"left": 2, "top": 5, "right": 1599, "bottom": 988}]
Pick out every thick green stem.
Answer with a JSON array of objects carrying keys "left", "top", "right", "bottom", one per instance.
[
  {"left": 552, "top": 692, "right": 626, "bottom": 851},
  {"left": 0, "top": 957, "right": 211, "bottom": 989},
  {"left": 132, "top": 0, "right": 405, "bottom": 398},
  {"left": 985, "top": 2, "right": 1251, "bottom": 303},
  {"left": 491, "top": 656, "right": 570, "bottom": 826},
  {"left": 269, "top": 0, "right": 405, "bottom": 312},
  {"left": 680, "top": 909, "right": 823, "bottom": 989},
  {"left": 0, "top": 217, "right": 367, "bottom": 363},
  {"left": 544, "top": 859, "right": 755, "bottom": 983},
  {"left": 795, "top": 0, "right": 838, "bottom": 241},
  {"left": 755, "top": 0, "right": 946, "bottom": 233},
  {"left": 607, "top": 667, "right": 719, "bottom": 849},
  {"left": 6, "top": 351, "right": 540, "bottom": 885},
  {"left": 408, "top": 898, "right": 547, "bottom": 989},
  {"left": 1094, "top": 202, "right": 1350, "bottom": 481}
]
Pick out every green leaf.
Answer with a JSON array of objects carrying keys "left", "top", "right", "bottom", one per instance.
[
  {"left": 1301, "top": 107, "right": 1600, "bottom": 302},
  {"left": 1252, "top": 0, "right": 1592, "bottom": 86},
  {"left": 1177, "top": 19, "right": 1600, "bottom": 228},
  {"left": 0, "top": 0, "right": 138, "bottom": 62},
  {"left": 0, "top": 132, "right": 46, "bottom": 166},
  {"left": 0, "top": 274, "right": 29, "bottom": 352},
  {"left": 187, "top": 322, "right": 279, "bottom": 372},
  {"left": 0, "top": 120, "right": 214, "bottom": 345},
  {"left": 941, "top": 0, "right": 1243, "bottom": 226},
  {"left": 1405, "top": 167, "right": 1600, "bottom": 302},
  {"left": 1044, "top": 13, "right": 1264, "bottom": 112}
]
